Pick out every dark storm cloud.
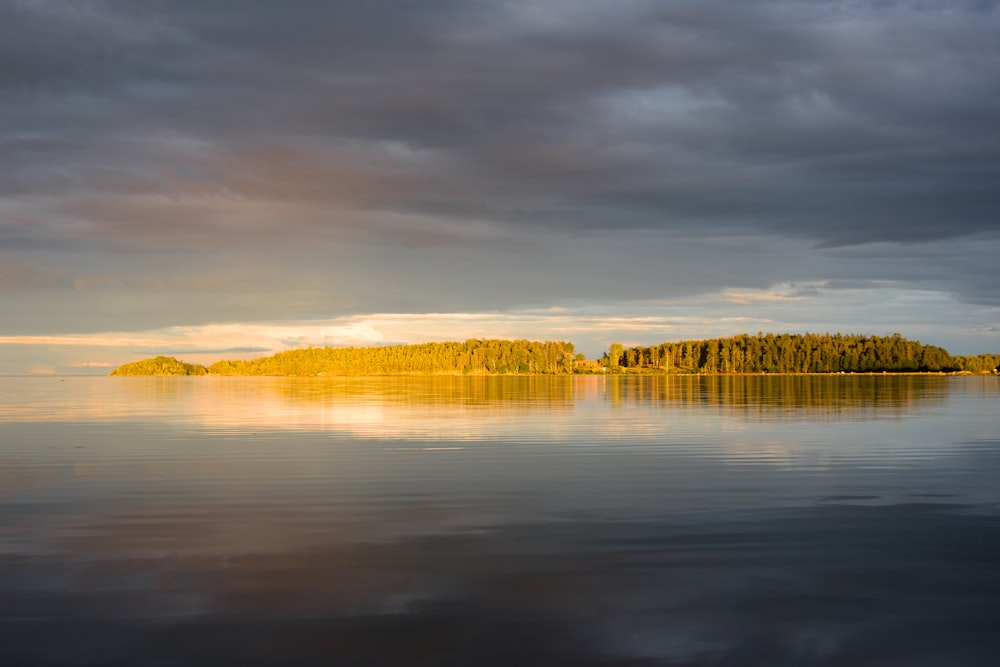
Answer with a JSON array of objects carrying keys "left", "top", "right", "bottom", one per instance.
[{"left": 1, "top": 0, "right": 998, "bottom": 310}]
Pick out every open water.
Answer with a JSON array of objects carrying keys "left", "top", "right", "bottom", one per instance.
[{"left": 1, "top": 375, "right": 999, "bottom": 666}]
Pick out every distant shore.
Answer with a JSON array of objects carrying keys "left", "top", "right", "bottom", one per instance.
[{"left": 109, "top": 334, "right": 1000, "bottom": 377}]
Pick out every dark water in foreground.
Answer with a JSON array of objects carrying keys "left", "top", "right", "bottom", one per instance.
[{"left": 1, "top": 375, "right": 999, "bottom": 666}]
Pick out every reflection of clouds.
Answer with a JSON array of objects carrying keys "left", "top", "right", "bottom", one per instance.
[
  {"left": 3, "top": 506, "right": 999, "bottom": 665},
  {"left": 2, "top": 375, "right": 991, "bottom": 513},
  {"left": 0, "top": 460, "right": 62, "bottom": 497},
  {"left": 3, "top": 376, "right": 999, "bottom": 666},
  {"left": 722, "top": 440, "right": 830, "bottom": 471}
]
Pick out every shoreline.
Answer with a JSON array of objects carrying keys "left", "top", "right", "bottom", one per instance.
[{"left": 12, "top": 372, "right": 997, "bottom": 379}]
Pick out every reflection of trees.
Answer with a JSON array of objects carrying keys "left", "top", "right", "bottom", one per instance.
[
  {"left": 6, "top": 377, "right": 580, "bottom": 427},
  {"left": 601, "top": 375, "right": 958, "bottom": 420},
  {"left": 182, "top": 377, "right": 579, "bottom": 434},
  {"left": 10, "top": 376, "right": 992, "bottom": 428},
  {"left": 264, "top": 376, "right": 577, "bottom": 412}
]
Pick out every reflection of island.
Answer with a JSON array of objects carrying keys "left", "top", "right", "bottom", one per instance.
[
  {"left": 5, "top": 384, "right": 999, "bottom": 666},
  {"left": 601, "top": 374, "right": 960, "bottom": 420},
  {"left": 8, "top": 377, "right": 578, "bottom": 437}
]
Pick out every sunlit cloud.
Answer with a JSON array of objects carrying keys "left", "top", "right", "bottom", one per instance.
[
  {"left": 2, "top": 280, "right": 996, "bottom": 362},
  {"left": 0, "top": 311, "right": 701, "bottom": 361},
  {"left": 74, "top": 274, "right": 125, "bottom": 290},
  {"left": 722, "top": 288, "right": 808, "bottom": 305},
  {"left": 1, "top": 278, "right": 999, "bottom": 375}
]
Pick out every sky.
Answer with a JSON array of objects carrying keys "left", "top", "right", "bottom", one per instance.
[{"left": 2, "top": 0, "right": 999, "bottom": 374}]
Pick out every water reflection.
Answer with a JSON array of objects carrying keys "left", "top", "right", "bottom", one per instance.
[
  {"left": 3, "top": 374, "right": 989, "bottom": 432},
  {"left": 3, "top": 503, "right": 999, "bottom": 666},
  {"left": 601, "top": 374, "right": 962, "bottom": 419},
  {"left": 1, "top": 376, "right": 999, "bottom": 666}
]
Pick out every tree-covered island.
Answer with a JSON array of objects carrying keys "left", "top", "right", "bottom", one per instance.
[
  {"left": 112, "top": 340, "right": 577, "bottom": 376},
  {"left": 109, "top": 334, "right": 1000, "bottom": 376},
  {"left": 601, "top": 333, "right": 1000, "bottom": 374},
  {"left": 110, "top": 355, "right": 209, "bottom": 376}
]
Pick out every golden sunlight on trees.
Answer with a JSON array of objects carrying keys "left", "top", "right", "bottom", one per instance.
[
  {"left": 608, "top": 342, "right": 624, "bottom": 370},
  {"left": 202, "top": 340, "right": 578, "bottom": 376},
  {"left": 609, "top": 333, "right": 997, "bottom": 374},
  {"left": 108, "top": 336, "right": 998, "bottom": 377},
  {"left": 110, "top": 356, "right": 208, "bottom": 376}
]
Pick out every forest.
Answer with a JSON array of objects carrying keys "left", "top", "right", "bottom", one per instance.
[
  {"left": 110, "top": 355, "right": 209, "bottom": 376},
  {"left": 109, "top": 334, "right": 999, "bottom": 376},
  {"left": 600, "top": 333, "right": 1000, "bottom": 374},
  {"left": 209, "top": 339, "right": 577, "bottom": 376},
  {"left": 113, "top": 340, "right": 578, "bottom": 376}
]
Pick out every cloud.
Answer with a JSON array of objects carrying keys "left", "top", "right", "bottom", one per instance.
[
  {"left": 2, "top": 277, "right": 998, "bottom": 373},
  {"left": 722, "top": 287, "right": 809, "bottom": 305},
  {"left": 4, "top": 1, "right": 998, "bottom": 241},
  {"left": 0, "top": 0, "right": 998, "bottom": 356},
  {"left": 0, "top": 255, "right": 41, "bottom": 290}
]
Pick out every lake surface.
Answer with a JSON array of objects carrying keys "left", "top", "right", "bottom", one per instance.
[{"left": 1, "top": 375, "right": 999, "bottom": 666}]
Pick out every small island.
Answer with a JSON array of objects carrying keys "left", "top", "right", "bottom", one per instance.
[
  {"left": 111, "top": 356, "right": 209, "bottom": 376},
  {"left": 109, "top": 334, "right": 1000, "bottom": 376}
]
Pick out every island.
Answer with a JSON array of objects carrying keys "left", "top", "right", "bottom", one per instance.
[{"left": 110, "top": 334, "right": 1000, "bottom": 376}]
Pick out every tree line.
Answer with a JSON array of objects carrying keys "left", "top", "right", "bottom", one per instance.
[
  {"left": 600, "top": 333, "right": 1000, "bottom": 374},
  {"left": 109, "top": 334, "right": 999, "bottom": 376},
  {"left": 110, "top": 355, "right": 209, "bottom": 376},
  {"left": 203, "top": 339, "right": 574, "bottom": 376}
]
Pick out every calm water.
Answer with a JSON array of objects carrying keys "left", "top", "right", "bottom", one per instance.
[{"left": 1, "top": 375, "right": 999, "bottom": 666}]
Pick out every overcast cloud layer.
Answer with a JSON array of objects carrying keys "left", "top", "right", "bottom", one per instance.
[{"left": 2, "top": 0, "right": 999, "bottom": 372}]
